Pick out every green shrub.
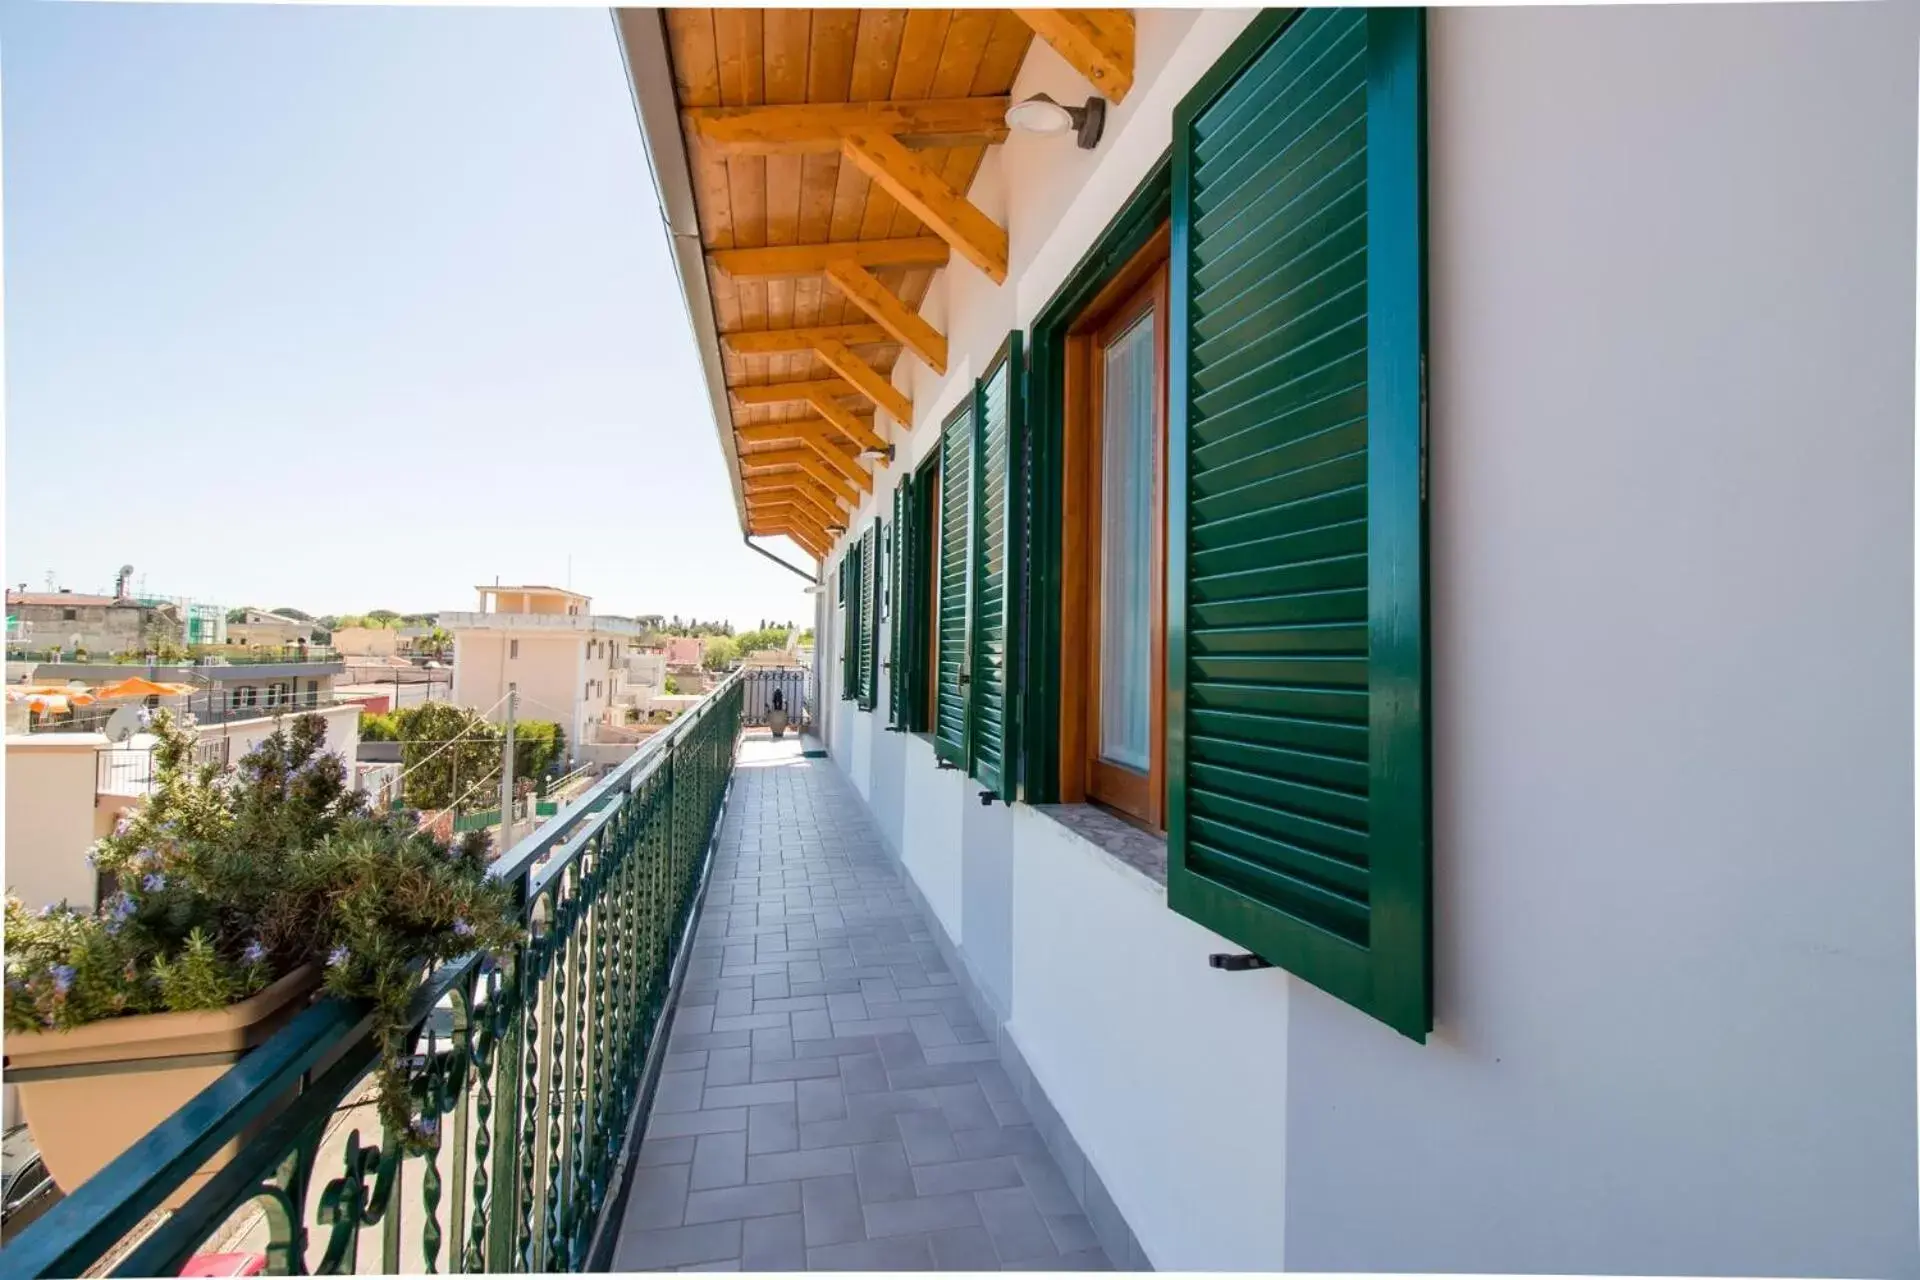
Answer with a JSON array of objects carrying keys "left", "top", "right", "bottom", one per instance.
[{"left": 2, "top": 709, "right": 522, "bottom": 1149}]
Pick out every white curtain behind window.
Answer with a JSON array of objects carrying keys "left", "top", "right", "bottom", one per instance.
[{"left": 1098, "top": 312, "right": 1155, "bottom": 772}]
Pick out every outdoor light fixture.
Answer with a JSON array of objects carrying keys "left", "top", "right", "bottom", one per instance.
[
  {"left": 858, "top": 444, "right": 896, "bottom": 462},
  {"left": 1005, "top": 93, "right": 1105, "bottom": 150}
]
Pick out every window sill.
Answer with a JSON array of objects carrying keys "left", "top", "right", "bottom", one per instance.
[{"left": 1031, "top": 803, "right": 1168, "bottom": 889}]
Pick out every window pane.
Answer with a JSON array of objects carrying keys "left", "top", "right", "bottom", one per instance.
[{"left": 1098, "top": 311, "right": 1155, "bottom": 772}]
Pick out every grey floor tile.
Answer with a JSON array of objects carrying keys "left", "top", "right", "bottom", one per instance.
[
  {"left": 626, "top": 1161, "right": 692, "bottom": 1231},
  {"left": 804, "top": 1235, "right": 935, "bottom": 1271},
  {"left": 977, "top": 1186, "right": 1058, "bottom": 1264},
  {"left": 896, "top": 1109, "right": 960, "bottom": 1166},
  {"left": 799, "top": 1173, "right": 864, "bottom": 1247},
  {"left": 748, "top": 1145, "right": 856, "bottom": 1184},
  {"left": 615, "top": 1219, "right": 741, "bottom": 1270},
  {"left": 1047, "top": 1212, "right": 1101, "bottom": 1255},
  {"left": 742, "top": 1212, "right": 808, "bottom": 1271},
  {"left": 796, "top": 1075, "right": 848, "bottom": 1123},
  {"left": 649, "top": 1108, "right": 749, "bottom": 1139},
  {"left": 705, "top": 1045, "right": 752, "bottom": 1087},
  {"left": 654, "top": 1070, "right": 707, "bottom": 1114},
  {"left": 862, "top": 1192, "right": 982, "bottom": 1238},
  {"left": 638, "top": 1135, "right": 698, "bottom": 1167},
  {"left": 683, "top": 1180, "right": 803, "bottom": 1226},
  {"left": 911, "top": 1155, "right": 1023, "bottom": 1197},
  {"left": 691, "top": 1130, "right": 748, "bottom": 1191},
  {"left": 747, "top": 1100, "right": 799, "bottom": 1155},
  {"left": 930, "top": 1225, "right": 1003, "bottom": 1270},
  {"left": 851, "top": 1140, "right": 916, "bottom": 1204}
]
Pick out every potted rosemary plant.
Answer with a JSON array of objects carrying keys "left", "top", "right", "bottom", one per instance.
[{"left": 1, "top": 709, "right": 521, "bottom": 1205}]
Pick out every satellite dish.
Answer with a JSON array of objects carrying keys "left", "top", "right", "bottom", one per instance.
[{"left": 104, "top": 705, "right": 144, "bottom": 743}]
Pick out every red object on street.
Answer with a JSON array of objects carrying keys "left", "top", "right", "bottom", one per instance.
[{"left": 180, "top": 1254, "right": 266, "bottom": 1277}]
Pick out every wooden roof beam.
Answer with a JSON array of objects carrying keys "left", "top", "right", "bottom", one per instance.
[
  {"left": 748, "top": 500, "right": 838, "bottom": 537},
  {"left": 709, "top": 238, "right": 949, "bottom": 279},
  {"left": 741, "top": 451, "right": 861, "bottom": 506},
  {"left": 840, "top": 132, "right": 1009, "bottom": 286},
  {"left": 731, "top": 380, "right": 890, "bottom": 454},
  {"left": 744, "top": 484, "right": 846, "bottom": 523},
  {"left": 756, "top": 525, "right": 828, "bottom": 560},
  {"left": 824, "top": 263, "right": 948, "bottom": 375},
  {"left": 684, "top": 98, "right": 1011, "bottom": 156},
  {"left": 749, "top": 513, "right": 832, "bottom": 555},
  {"left": 810, "top": 338, "right": 914, "bottom": 429},
  {"left": 737, "top": 422, "right": 875, "bottom": 490},
  {"left": 1013, "top": 11, "right": 1136, "bottom": 102},
  {"left": 722, "top": 324, "right": 892, "bottom": 356}
]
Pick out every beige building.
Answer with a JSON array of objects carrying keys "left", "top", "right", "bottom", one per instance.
[
  {"left": 443, "top": 585, "right": 641, "bottom": 753},
  {"left": 330, "top": 625, "right": 400, "bottom": 659},
  {"left": 226, "top": 609, "right": 315, "bottom": 649}
]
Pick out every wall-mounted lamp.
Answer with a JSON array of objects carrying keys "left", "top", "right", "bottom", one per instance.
[
  {"left": 858, "top": 444, "right": 896, "bottom": 463},
  {"left": 1005, "top": 93, "right": 1105, "bottom": 150}
]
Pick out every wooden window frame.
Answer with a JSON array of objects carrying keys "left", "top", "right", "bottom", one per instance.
[{"left": 1060, "top": 223, "right": 1172, "bottom": 829}]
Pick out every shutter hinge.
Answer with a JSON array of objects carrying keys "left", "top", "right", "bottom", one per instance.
[
  {"left": 1209, "top": 952, "right": 1273, "bottom": 972},
  {"left": 1419, "top": 353, "right": 1429, "bottom": 504}
]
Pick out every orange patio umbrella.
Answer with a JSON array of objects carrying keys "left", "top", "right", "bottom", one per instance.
[{"left": 93, "top": 677, "right": 196, "bottom": 701}]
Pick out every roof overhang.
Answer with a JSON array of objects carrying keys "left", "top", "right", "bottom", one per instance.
[{"left": 613, "top": 8, "right": 749, "bottom": 535}]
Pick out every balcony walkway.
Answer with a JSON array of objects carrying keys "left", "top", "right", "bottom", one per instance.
[{"left": 611, "top": 734, "right": 1112, "bottom": 1272}]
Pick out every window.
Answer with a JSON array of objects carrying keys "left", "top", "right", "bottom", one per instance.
[
  {"left": 61, "top": 609, "right": 76, "bottom": 622},
  {"left": 1161, "top": 7, "right": 1432, "bottom": 1041},
  {"left": 1061, "top": 231, "right": 1170, "bottom": 828},
  {"left": 839, "top": 546, "right": 861, "bottom": 700},
  {"left": 510, "top": 639, "right": 519, "bottom": 659}
]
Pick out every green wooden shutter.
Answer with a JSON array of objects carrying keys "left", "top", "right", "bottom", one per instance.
[
  {"left": 933, "top": 401, "right": 974, "bottom": 765},
  {"left": 839, "top": 551, "right": 857, "bottom": 700},
  {"left": 968, "top": 336, "right": 1023, "bottom": 799},
  {"left": 1167, "top": 7, "right": 1430, "bottom": 1040},
  {"left": 889, "top": 484, "right": 910, "bottom": 725},
  {"left": 858, "top": 523, "right": 879, "bottom": 711}
]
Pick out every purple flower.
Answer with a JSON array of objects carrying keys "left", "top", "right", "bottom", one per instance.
[
  {"left": 113, "top": 895, "right": 136, "bottom": 921},
  {"left": 49, "top": 965, "right": 75, "bottom": 997},
  {"left": 37, "top": 904, "right": 54, "bottom": 919},
  {"left": 113, "top": 815, "right": 133, "bottom": 836},
  {"left": 141, "top": 873, "right": 166, "bottom": 893},
  {"left": 413, "top": 1117, "right": 440, "bottom": 1139},
  {"left": 136, "top": 847, "right": 159, "bottom": 866},
  {"left": 328, "top": 945, "right": 351, "bottom": 969},
  {"left": 452, "top": 918, "right": 474, "bottom": 938},
  {"left": 243, "top": 940, "right": 267, "bottom": 966}
]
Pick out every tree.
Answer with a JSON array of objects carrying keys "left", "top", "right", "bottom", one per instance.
[
  {"left": 702, "top": 634, "right": 739, "bottom": 671},
  {"left": 392, "top": 704, "right": 501, "bottom": 812},
  {"left": 366, "top": 610, "right": 401, "bottom": 626},
  {"left": 225, "top": 607, "right": 248, "bottom": 624}
]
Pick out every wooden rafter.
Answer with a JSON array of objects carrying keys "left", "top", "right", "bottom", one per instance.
[
  {"left": 804, "top": 391, "right": 890, "bottom": 456},
  {"left": 811, "top": 338, "right": 913, "bottom": 427},
  {"left": 741, "top": 451, "right": 861, "bottom": 506},
  {"left": 745, "top": 487, "right": 845, "bottom": 525},
  {"left": 840, "top": 132, "right": 1009, "bottom": 285},
  {"left": 738, "top": 422, "right": 874, "bottom": 490},
  {"left": 823, "top": 262, "right": 948, "bottom": 375},
  {"left": 722, "top": 324, "right": 892, "bottom": 356},
  {"left": 684, "top": 98, "right": 1011, "bottom": 155},
  {"left": 709, "top": 238, "right": 950, "bottom": 279},
  {"left": 1013, "top": 10, "right": 1136, "bottom": 102},
  {"left": 749, "top": 512, "right": 831, "bottom": 555},
  {"left": 748, "top": 501, "right": 837, "bottom": 537},
  {"left": 742, "top": 473, "right": 852, "bottom": 514}
]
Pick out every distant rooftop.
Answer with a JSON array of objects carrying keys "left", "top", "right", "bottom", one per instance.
[
  {"left": 7, "top": 591, "right": 131, "bottom": 608},
  {"left": 474, "top": 584, "right": 589, "bottom": 600}
]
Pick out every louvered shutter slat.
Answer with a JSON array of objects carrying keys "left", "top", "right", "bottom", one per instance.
[
  {"left": 968, "top": 349, "right": 1017, "bottom": 795},
  {"left": 934, "top": 406, "right": 973, "bottom": 765},
  {"left": 858, "top": 524, "right": 878, "bottom": 710},
  {"left": 1167, "top": 8, "right": 1430, "bottom": 1040}
]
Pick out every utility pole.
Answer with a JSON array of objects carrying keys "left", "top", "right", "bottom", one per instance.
[{"left": 498, "top": 687, "right": 517, "bottom": 852}]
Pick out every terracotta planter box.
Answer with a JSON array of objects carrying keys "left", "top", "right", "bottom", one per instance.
[
  {"left": 768, "top": 709, "right": 789, "bottom": 739},
  {"left": 4, "top": 966, "right": 317, "bottom": 1208}
]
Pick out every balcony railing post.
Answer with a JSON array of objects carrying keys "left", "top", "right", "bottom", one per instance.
[{"left": 485, "top": 875, "right": 528, "bottom": 1275}]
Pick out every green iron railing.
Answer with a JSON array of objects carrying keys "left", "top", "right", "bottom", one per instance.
[{"left": 3, "top": 673, "right": 746, "bottom": 1279}]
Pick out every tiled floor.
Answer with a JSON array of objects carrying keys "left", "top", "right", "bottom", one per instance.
[{"left": 611, "top": 734, "right": 1111, "bottom": 1272}]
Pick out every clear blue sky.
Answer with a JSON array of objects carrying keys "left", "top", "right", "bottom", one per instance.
[{"left": 2, "top": 0, "right": 816, "bottom": 631}]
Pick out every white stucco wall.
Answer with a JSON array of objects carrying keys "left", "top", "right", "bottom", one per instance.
[
  {"left": 4, "top": 734, "right": 108, "bottom": 911},
  {"left": 812, "top": 3, "right": 1919, "bottom": 1273},
  {"left": 1278, "top": 7, "right": 1920, "bottom": 1276}
]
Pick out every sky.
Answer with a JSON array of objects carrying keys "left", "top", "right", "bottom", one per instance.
[{"left": 1, "top": 0, "right": 817, "bottom": 631}]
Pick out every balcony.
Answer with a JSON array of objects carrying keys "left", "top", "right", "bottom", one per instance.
[
  {"left": 439, "top": 613, "right": 643, "bottom": 637},
  {"left": 6, "top": 669, "right": 1114, "bottom": 1275}
]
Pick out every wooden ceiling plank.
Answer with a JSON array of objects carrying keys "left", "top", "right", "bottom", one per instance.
[
  {"left": 741, "top": 425, "right": 875, "bottom": 491},
  {"left": 744, "top": 479, "right": 848, "bottom": 518},
  {"left": 731, "top": 376, "right": 857, "bottom": 407},
  {"left": 839, "top": 131, "right": 1009, "bottom": 285},
  {"left": 683, "top": 99, "right": 1011, "bottom": 156},
  {"left": 1012, "top": 10, "right": 1135, "bottom": 102},
  {"left": 823, "top": 262, "right": 947, "bottom": 374},
  {"left": 710, "top": 236, "right": 950, "bottom": 278},
  {"left": 743, "top": 453, "right": 859, "bottom": 507},
  {"left": 723, "top": 323, "right": 893, "bottom": 356}
]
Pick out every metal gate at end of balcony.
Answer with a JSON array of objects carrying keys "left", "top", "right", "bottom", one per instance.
[{"left": 5, "top": 674, "right": 748, "bottom": 1279}]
